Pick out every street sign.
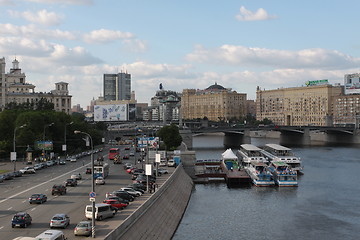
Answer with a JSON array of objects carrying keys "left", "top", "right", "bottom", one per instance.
[
  {"left": 89, "top": 198, "right": 95, "bottom": 202},
  {"left": 89, "top": 192, "right": 96, "bottom": 198}
]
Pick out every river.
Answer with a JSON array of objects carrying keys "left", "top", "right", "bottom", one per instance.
[{"left": 172, "top": 134, "right": 360, "bottom": 240}]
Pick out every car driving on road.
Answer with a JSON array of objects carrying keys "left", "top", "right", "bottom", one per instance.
[
  {"left": 64, "top": 178, "right": 77, "bottom": 187},
  {"left": 29, "top": 194, "right": 47, "bottom": 204},
  {"left": 50, "top": 214, "right": 70, "bottom": 229},
  {"left": 52, "top": 184, "right": 67, "bottom": 195},
  {"left": 11, "top": 212, "right": 32, "bottom": 228}
]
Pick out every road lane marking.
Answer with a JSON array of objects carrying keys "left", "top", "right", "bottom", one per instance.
[
  {"left": 0, "top": 164, "right": 89, "bottom": 204},
  {"left": 22, "top": 200, "right": 26, "bottom": 203},
  {"left": 0, "top": 226, "right": 3, "bottom": 230},
  {"left": 7, "top": 207, "right": 12, "bottom": 210},
  {"left": 31, "top": 207, "right": 36, "bottom": 211}
]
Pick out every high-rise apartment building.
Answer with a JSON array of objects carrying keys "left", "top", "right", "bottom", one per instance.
[
  {"left": 181, "top": 83, "right": 247, "bottom": 121},
  {"left": 103, "top": 72, "right": 131, "bottom": 101},
  {"left": 256, "top": 84, "right": 342, "bottom": 126},
  {"left": 0, "top": 57, "right": 72, "bottom": 113}
]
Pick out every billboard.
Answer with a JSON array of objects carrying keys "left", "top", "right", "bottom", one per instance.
[
  {"left": 137, "top": 137, "right": 159, "bottom": 148},
  {"left": 94, "top": 104, "right": 128, "bottom": 121},
  {"left": 305, "top": 79, "right": 328, "bottom": 86},
  {"left": 35, "top": 141, "right": 53, "bottom": 150},
  {"left": 344, "top": 73, "right": 360, "bottom": 95}
]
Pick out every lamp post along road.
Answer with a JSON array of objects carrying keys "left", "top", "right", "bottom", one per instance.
[
  {"left": 74, "top": 130, "right": 95, "bottom": 238},
  {"left": 12, "top": 124, "right": 27, "bottom": 172},
  {"left": 64, "top": 122, "right": 73, "bottom": 159},
  {"left": 43, "top": 123, "right": 54, "bottom": 160}
]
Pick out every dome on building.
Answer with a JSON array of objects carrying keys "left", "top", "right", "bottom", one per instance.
[{"left": 205, "top": 82, "right": 226, "bottom": 91}]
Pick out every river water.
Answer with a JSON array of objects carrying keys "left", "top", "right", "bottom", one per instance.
[{"left": 172, "top": 134, "right": 360, "bottom": 240}]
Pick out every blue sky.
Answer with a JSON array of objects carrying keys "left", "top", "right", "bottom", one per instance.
[{"left": 1, "top": 0, "right": 360, "bottom": 108}]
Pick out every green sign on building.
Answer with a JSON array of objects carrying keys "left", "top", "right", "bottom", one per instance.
[{"left": 305, "top": 79, "right": 328, "bottom": 86}]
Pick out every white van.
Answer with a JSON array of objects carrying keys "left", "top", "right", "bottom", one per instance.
[
  {"left": 167, "top": 159, "right": 176, "bottom": 167},
  {"left": 34, "top": 230, "right": 66, "bottom": 240},
  {"left": 85, "top": 203, "right": 115, "bottom": 221}
]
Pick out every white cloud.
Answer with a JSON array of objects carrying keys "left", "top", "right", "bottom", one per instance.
[
  {"left": 0, "top": 0, "right": 14, "bottom": 6},
  {"left": 122, "top": 39, "right": 148, "bottom": 53},
  {"left": 84, "top": 29, "right": 134, "bottom": 44},
  {"left": 236, "top": 6, "right": 277, "bottom": 21},
  {"left": 0, "top": 23, "right": 76, "bottom": 40},
  {"left": 186, "top": 44, "right": 360, "bottom": 70},
  {"left": 8, "top": 9, "right": 64, "bottom": 26}
]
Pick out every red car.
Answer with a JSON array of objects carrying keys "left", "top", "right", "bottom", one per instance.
[
  {"left": 126, "top": 167, "right": 136, "bottom": 174},
  {"left": 103, "top": 199, "right": 128, "bottom": 210}
]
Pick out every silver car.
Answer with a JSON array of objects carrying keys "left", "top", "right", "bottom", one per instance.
[
  {"left": 50, "top": 214, "right": 70, "bottom": 229},
  {"left": 74, "top": 221, "right": 92, "bottom": 236}
]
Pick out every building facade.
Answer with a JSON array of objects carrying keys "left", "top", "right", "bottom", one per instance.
[
  {"left": 181, "top": 83, "right": 247, "bottom": 122},
  {"left": 103, "top": 72, "right": 131, "bottom": 101},
  {"left": 256, "top": 84, "right": 343, "bottom": 126},
  {"left": 0, "top": 57, "right": 72, "bottom": 113}
]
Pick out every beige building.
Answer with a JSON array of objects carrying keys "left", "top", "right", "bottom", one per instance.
[
  {"left": 181, "top": 83, "right": 247, "bottom": 121},
  {"left": 256, "top": 84, "right": 343, "bottom": 126},
  {"left": 333, "top": 95, "right": 360, "bottom": 126},
  {"left": 0, "top": 57, "right": 72, "bottom": 113}
]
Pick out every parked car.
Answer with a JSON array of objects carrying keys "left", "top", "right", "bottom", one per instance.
[
  {"left": 33, "top": 164, "right": 42, "bottom": 170},
  {"left": 128, "top": 182, "right": 147, "bottom": 191},
  {"left": 158, "top": 168, "right": 169, "bottom": 174},
  {"left": 52, "top": 184, "right": 67, "bottom": 195},
  {"left": 13, "top": 170, "right": 23, "bottom": 177},
  {"left": 71, "top": 173, "right": 82, "bottom": 180},
  {"left": 103, "top": 199, "right": 128, "bottom": 210},
  {"left": 120, "top": 187, "right": 142, "bottom": 197},
  {"left": 74, "top": 221, "right": 92, "bottom": 237},
  {"left": 70, "top": 157, "right": 77, "bottom": 162},
  {"left": 95, "top": 177, "right": 105, "bottom": 185},
  {"left": 19, "top": 167, "right": 36, "bottom": 174},
  {"left": 110, "top": 191, "right": 134, "bottom": 202},
  {"left": 0, "top": 175, "right": 4, "bottom": 183},
  {"left": 64, "top": 178, "right": 77, "bottom": 187},
  {"left": 50, "top": 214, "right": 70, "bottom": 229},
  {"left": 11, "top": 212, "right": 32, "bottom": 228},
  {"left": 105, "top": 196, "right": 129, "bottom": 204},
  {"left": 59, "top": 159, "right": 66, "bottom": 165},
  {"left": 29, "top": 193, "right": 47, "bottom": 204},
  {"left": 3, "top": 172, "right": 15, "bottom": 180}
]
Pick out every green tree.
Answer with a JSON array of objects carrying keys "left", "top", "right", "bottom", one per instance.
[{"left": 157, "top": 124, "right": 182, "bottom": 151}]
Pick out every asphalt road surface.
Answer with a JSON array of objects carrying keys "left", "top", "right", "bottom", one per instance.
[{"left": 0, "top": 145, "right": 172, "bottom": 240}]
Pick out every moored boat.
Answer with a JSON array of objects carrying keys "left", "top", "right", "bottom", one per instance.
[
  {"left": 261, "top": 144, "right": 303, "bottom": 174},
  {"left": 245, "top": 160, "right": 275, "bottom": 187},
  {"left": 267, "top": 161, "right": 298, "bottom": 187},
  {"left": 237, "top": 144, "right": 268, "bottom": 168}
]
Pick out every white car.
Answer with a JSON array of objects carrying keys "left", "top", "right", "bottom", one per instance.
[
  {"left": 20, "top": 167, "right": 36, "bottom": 174},
  {"left": 71, "top": 173, "right": 82, "bottom": 180},
  {"left": 95, "top": 177, "right": 105, "bottom": 185},
  {"left": 167, "top": 159, "right": 176, "bottom": 167},
  {"left": 120, "top": 187, "right": 142, "bottom": 197},
  {"left": 70, "top": 157, "right": 77, "bottom": 162}
]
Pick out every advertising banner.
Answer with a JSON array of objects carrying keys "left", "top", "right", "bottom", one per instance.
[
  {"left": 94, "top": 104, "right": 128, "bottom": 121},
  {"left": 35, "top": 141, "right": 53, "bottom": 150}
]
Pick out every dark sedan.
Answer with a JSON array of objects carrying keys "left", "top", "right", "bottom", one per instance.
[{"left": 29, "top": 194, "right": 47, "bottom": 204}]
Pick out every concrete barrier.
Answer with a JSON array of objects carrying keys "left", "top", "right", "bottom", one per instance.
[{"left": 105, "top": 165, "right": 194, "bottom": 240}]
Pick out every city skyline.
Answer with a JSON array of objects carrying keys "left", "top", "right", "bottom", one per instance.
[{"left": 1, "top": 0, "right": 360, "bottom": 108}]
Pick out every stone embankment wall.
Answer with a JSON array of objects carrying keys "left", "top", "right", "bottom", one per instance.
[{"left": 105, "top": 165, "right": 194, "bottom": 240}]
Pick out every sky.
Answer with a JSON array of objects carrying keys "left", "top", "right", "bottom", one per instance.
[{"left": 1, "top": 0, "right": 360, "bottom": 108}]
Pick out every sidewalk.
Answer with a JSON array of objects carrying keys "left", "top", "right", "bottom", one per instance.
[{"left": 0, "top": 161, "right": 28, "bottom": 172}]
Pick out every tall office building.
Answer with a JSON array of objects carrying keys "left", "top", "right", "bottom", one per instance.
[{"left": 103, "top": 72, "right": 131, "bottom": 101}]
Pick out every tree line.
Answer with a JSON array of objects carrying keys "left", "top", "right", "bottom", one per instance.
[{"left": 0, "top": 108, "right": 105, "bottom": 160}]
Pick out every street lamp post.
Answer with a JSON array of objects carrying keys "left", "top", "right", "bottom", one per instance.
[
  {"left": 12, "top": 124, "right": 27, "bottom": 172},
  {"left": 74, "top": 130, "right": 95, "bottom": 238},
  {"left": 43, "top": 123, "right": 54, "bottom": 161},
  {"left": 64, "top": 122, "right": 73, "bottom": 159}
]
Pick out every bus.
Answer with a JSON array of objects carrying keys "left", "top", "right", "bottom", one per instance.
[
  {"left": 94, "top": 163, "right": 109, "bottom": 179},
  {"left": 108, "top": 148, "right": 120, "bottom": 160}
]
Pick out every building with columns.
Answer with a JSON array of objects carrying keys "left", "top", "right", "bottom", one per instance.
[{"left": 0, "top": 57, "right": 72, "bottom": 113}]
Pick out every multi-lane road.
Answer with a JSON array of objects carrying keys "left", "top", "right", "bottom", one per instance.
[{"left": 0, "top": 146, "right": 171, "bottom": 240}]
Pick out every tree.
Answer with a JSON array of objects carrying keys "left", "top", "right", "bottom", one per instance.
[{"left": 157, "top": 124, "right": 182, "bottom": 151}]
